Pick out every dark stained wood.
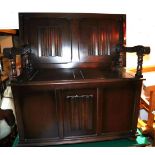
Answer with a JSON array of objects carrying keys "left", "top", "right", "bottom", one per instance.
[
  {"left": 62, "top": 88, "right": 97, "bottom": 137},
  {"left": 78, "top": 18, "right": 120, "bottom": 58},
  {"left": 101, "top": 82, "right": 140, "bottom": 133},
  {"left": 121, "top": 46, "right": 150, "bottom": 78},
  {"left": 20, "top": 16, "right": 72, "bottom": 65},
  {"left": 19, "top": 13, "right": 126, "bottom": 69},
  {"left": 11, "top": 13, "right": 144, "bottom": 146},
  {"left": 20, "top": 91, "right": 59, "bottom": 139},
  {"left": 12, "top": 68, "right": 143, "bottom": 146}
]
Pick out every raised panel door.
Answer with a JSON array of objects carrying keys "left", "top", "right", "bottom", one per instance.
[
  {"left": 62, "top": 88, "right": 97, "bottom": 137},
  {"left": 100, "top": 82, "right": 140, "bottom": 134},
  {"left": 78, "top": 18, "right": 121, "bottom": 62},
  {"left": 21, "top": 16, "right": 71, "bottom": 65},
  {"left": 17, "top": 90, "right": 59, "bottom": 141}
]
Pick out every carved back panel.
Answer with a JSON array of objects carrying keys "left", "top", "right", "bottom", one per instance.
[
  {"left": 79, "top": 19, "right": 119, "bottom": 57},
  {"left": 19, "top": 13, "right": 126, "bottom": 69},
  {"left": 19, "top": 15, "right": 71, "bottom": 65}
]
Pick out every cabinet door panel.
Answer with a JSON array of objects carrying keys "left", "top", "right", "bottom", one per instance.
[
  {"left": 101, "top": 85, "right": 136, "bottom": 133},
  {"left": 62, "top": 89, "right": 97, "bottom": 137},
  {"left": 22, "top": 17, "right": 71, "bottom": 64},
  {"left": 19, "top": 91, "right": 59, "bottom": 139},
  {"left": 78, "top": 18, "right": 120, "bottom": 62}
]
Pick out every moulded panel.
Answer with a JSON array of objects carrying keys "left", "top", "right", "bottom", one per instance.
[
  {"left": 101, "top": 84, "right": 135, "bottom": 133},
  {"left": 78, "top": 18, "right": 121, "bottom": 62},
  {"left": 62, "top": 88, "right": 97, "bottom": 137},
  {"left": 20, "top": 91, "right": 59, "bottom": 139},
  {"left": 21, "top": 16, "right": 72, "bottom": 65}
]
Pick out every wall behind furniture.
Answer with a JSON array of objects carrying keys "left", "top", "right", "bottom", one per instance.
[{"left": 0, "top": 0, "right": 154, "bottom": 69}]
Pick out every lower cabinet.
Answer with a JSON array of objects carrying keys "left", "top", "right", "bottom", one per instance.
[{"left": 12, "top": 80, "right": 142, "bottom": 146}]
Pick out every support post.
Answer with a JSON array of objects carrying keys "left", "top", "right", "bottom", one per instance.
[{"left": 120, "top": 45, "right": 150, "bottom": 78}]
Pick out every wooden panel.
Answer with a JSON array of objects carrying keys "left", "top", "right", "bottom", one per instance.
[
  {"left": 19, "top": 90, "right": 59, "bottom": 139},
  {"left": 38, "top": 26, "right": 62, "bottom": 57},
  {"left": 11, "top": 78, "right": 142, "bottom": 146},
  {"left": 63, "top": 88, "right": 97, "bottom": 137},
  {"left": 101, "top": 84, "right": 136, "bottom": 133},
  {"left": 20, "top": 15, "right": 71, "bottom": 65},
  {"left": 19, "top": 13, "right": 126, "bottom": 69},
  {"left": 78, "top": 18, "right": 120, "bottom": 62}
]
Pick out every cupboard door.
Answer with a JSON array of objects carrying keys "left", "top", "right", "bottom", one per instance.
[
  {"left": 62, "top": 88, "right": 97, "bottom": 137},
  {"left": 101, "top": 83, "right": 138, "bottom": 133},
  {"left": 18, "top": 90, "right": 59, "bottom": 140},
  {"left": 21, "top": 16, "right": 71, "bottom": 64}
]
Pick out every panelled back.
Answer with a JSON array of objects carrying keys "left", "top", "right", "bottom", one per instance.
[{"left": 19, "top": 13, "right": 126, "bottom": 69}]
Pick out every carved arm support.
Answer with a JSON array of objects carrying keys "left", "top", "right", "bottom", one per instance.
[
  {"left": 3, "top": 45, "right": 33, "bottom": 81},
  {"left": 118, "top": 45, "right": 150, "bottom": 78}
]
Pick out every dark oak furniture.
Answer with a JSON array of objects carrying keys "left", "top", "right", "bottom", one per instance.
[{"left": 8, "top": 13, "right": 150, "bottom": 146}]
